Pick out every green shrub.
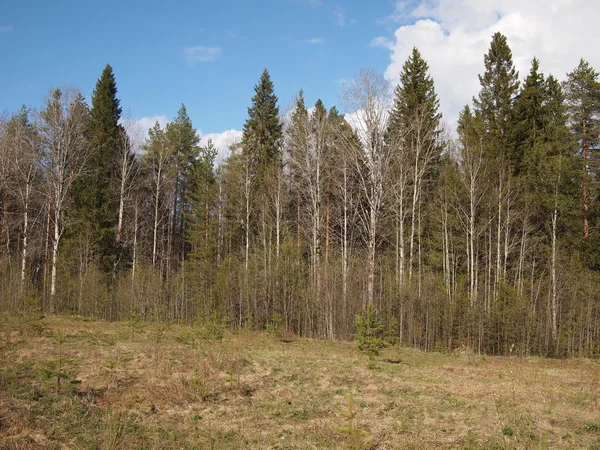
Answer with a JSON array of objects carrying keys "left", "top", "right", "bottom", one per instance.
[{"left": 354, "top": 306, "right": 388, "bottom": 359}]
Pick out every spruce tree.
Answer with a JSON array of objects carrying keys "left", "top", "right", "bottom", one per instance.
[
  {"left": 72, "top": 64, "right": 123, "bottom": 274},
  {"left": 241, "top": 69, "right": 282, "bottom": 188},
  {"left": 165, "top": 104, "right": 200, "bottom": 260},
  {"left": 387, "top": 47, "right": 442, "bottom": 283},
  {"left": 387, "top": 46, "right": 442, "bottom": 199},
  {"left": 388, "top": 47, "right": 441, "bottom": 151},
  {"left": 186, "top": 139, "right": 218, "bottom": 319},
  {"left": 512, "top": 58, "right": 546, "bottom": 175},
  {"left": 473, "top": 32, "right": 520, "bottom": 168}
]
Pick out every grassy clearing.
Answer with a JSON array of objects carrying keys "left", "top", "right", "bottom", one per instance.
[{"left": 1, "top": 314, "right": 599, "bottom": 449}]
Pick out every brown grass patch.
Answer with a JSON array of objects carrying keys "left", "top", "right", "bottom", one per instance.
[{"left": 1, "top": 314, "right": 599, "bottom": 449}]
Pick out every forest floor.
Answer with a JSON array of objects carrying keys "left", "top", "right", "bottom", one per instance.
[{"left": 1, "top": 314, "right": 599, "bottom": 449}]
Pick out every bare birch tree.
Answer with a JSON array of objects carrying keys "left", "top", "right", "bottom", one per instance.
[
  {"left": 341, "top": 69, "right": 392, "bottom": 307},
  {"left": 39, "top": 88, "right": 90, "bottom": 307}
]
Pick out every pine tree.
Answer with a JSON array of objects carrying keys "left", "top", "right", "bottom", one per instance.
[
  {"left": 473, "top": 32, "right": 520, "bottom": 167},
  {"left": 563, "top": 59, "right": 600, "bottom": 238},
  {"left": 72, "top": 64, "right": 123, "bottom": 274}
]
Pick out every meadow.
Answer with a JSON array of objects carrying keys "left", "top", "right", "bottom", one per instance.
[{"left": 1, "top": 314, "right": 599, "bottom": 449}]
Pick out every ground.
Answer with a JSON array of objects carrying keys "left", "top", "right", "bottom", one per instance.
[{"left": 1, "top": 314, "right": 599, "bottom": 449}]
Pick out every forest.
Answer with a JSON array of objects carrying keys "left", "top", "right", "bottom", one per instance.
[{"left": 2, "top": 32, "right": 600, "bottom": 357}]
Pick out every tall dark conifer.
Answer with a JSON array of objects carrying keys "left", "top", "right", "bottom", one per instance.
[
  {"left": 166, "top": 104, "right": 200, "bottom": 261},
  {"left": 473, "top": 32, "right": 520, "bottom": 168},
  {"left": 512, "top": 58, "right": 546, "bottom": 175},
  {"left": 563, "top": 59, "right": 600, "bottom": 238},
  {"left": 388, "top": 47, "right": 441, "bottom": 143},
  {"left": 241, "top": 69, "right": 282, "bottom": 189},
  {"left": 388, "top": 47, "right": 442, "bottom": 193},
  {"left": 72, "top": 64, "right": 122, "bottom": 273},
  {"left": 387, "top": 47, "right": 442, "bottom": 283}
]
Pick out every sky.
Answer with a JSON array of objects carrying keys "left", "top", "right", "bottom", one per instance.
[{"left": 2, "top": 0, "right": 600, "bottom": 160}]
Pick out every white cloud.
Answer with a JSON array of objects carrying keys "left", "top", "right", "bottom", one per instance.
[
  {"left": 304, "top": 38, "right": 325, "bottom": 44},
  {"left": 298, "top": 0, "right": 353, "bottom": 27},
  {"left": 183, "top": 46, "right": 222, "bottom": 64},
  {"left": 199, "top": 129, "right": 243, "bottom": 164},
  {"left": 120, "top": 115, "right": 169, "bottom": 154},
  {"left": 377, "top": 0, "right": 600, "bottom": 128},
  {"left": 121, "top": 113, "right": 240, "bottom": 163},
  {"left": 133, "top": 115, "right": 169, "bottom": 135},
  {"left": 0, "top": 25, "right": 13, "bottom": 33},
  {"left": 334, "top": 9, "right": 346, "bottom": 26},
  {"left": 370, "top": 36, "right": 393, "bottom": 49}
]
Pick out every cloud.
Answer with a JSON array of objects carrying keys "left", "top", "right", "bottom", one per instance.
[
  {"left": 183, "top": 46, "right": 222, "bottom": 64},
  {"left": 134, "top": 115, "right": 169, "bottom": 134},
  {"left": 117, "top": 115, "right": 168, "bottom": 154},
  {"left": 0, "top": 26, "right": 13, "bottom": 33},
  {"left": 370, "top": 36, "right": 393, "bottom": 49},
  {"left": 377, "top": 0, "right": 600, "bottom": 128},
  {"left": 334, "top": 9, "right": 346, "bottom": 26},
  {"left": 199, "top": 129, "right": 243, "bottom": 164},
  {"left": 297, "top": 0, "right": 353, "bottom": 27},
  {"left": 124, "top": 117, "right": 241, "bottom": 163},
  {"left": 303, "top": 38, "right": 325, "bottom": 44}
]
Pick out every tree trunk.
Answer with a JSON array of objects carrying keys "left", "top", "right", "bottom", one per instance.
[
  {"left": 366, "top": 203, "right": 377, "bottom": 307},
  {"left": 50, "top": 204, "right": 60, "bottom": 307},
  {"left": 20, "top": 185, "right": 30, "bottom": 293},
  {"left": 152, "top": 189, "right": 159, "bottom": 268},
  {"left": 582, "top": 110, "right": 589, "bottom": 238},
  {"left": 43, "top": 200, "right": 51, "bottom": 309},
  {"left": 551, "top": 206, "right": 559, "bottom": 338}
]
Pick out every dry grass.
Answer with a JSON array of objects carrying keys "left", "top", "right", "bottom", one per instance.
[{"left": 1, "top": 314, "right": 599, "bottom": 449}]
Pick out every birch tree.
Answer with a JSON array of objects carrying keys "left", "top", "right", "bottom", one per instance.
[
  {"left": 142, "top": 122, "right": 174, "bottom": 269},
  {"left": 341, "top": 69, "right": 392, "bottom": 307},
  {"left": 1, "top": 108, "right": 43, "bottom": 293},
  {"left": 39, "top": 88, "right": 90, "bottom": 307}
]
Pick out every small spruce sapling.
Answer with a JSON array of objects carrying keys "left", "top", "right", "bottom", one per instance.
[{"left": 354, "top": 306, "right": 388, "bottom": 359}]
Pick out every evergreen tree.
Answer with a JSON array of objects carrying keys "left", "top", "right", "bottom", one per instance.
[
  {"left": 165, "top": 104, "right": 200, "bottom": 261},
  {"left": 473, "top": 32, "right": 520, "bottom": 168},
  {"left": 388, "top": 46, "right": 441, "bottom": 150},
  {"left": 537, "top": 76, "right": 578, "bottom": 230},
  {"left": 186, "top": 139, "right": 218, "bottom": 319},
  {"left": 512, "top": 58, "right": 546, "bottom": 175},
  {"left": 241, "top": 69, "right": 282, "bottom": 188},
  {"left": 387, "top": 47, "right": 442, "bottom": 284},
  {"left": 457, "top": 104, "right": 483, "bottom": 149},
  {"left": 536, "top": 76, "right": 579, "bottom": 337},
  {"left": 563, "top": 59, "right": 600, "bottom": 238},
  {"left": 72, "top": 64, "right": 123, "bottom": 273}
]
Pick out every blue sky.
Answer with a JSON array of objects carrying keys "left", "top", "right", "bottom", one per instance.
[
  {"left": 2, "top": 0, "right": 599, "bottom": 156},
  {"left": 0, "top": 1, "right": 400, "bottom": 134}
]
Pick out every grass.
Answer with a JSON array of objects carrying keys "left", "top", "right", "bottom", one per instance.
[{"left": 1, "top": 314, "right": 599, "bottom": 449}]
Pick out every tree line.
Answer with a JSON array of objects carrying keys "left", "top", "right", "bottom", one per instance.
[{"left": 2, "top": 32, "right": 600, "bottom": 356}]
